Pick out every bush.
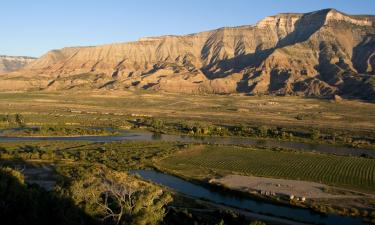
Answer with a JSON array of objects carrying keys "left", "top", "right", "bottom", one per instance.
[
  {"left": 310, "top": 129, "right": 321, "bottom": 141},
  {"left": 256, "top": 126, "right": 269, "bottom": 137},
  {"left": 151, "top": 119, "right": 164, "bottom": 130}
]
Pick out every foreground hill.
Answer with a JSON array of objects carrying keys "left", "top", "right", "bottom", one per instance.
[
  {"left": 1, "top": 9, "right": 375, "bottom": 100},
  {"left": 0, "top": 55, "right": 36, "bottom": 73}
]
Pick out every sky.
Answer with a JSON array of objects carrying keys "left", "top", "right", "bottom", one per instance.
[{"left": 1, "top": 0, "right": 374, "bottom": 57}]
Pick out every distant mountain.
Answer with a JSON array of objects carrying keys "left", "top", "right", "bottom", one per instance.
[
  {"left": 0, "top": 55, "right": 36, "bottom": 74},
  {"left": 1, "top": 9, "right": 375, "bottom": 100}
]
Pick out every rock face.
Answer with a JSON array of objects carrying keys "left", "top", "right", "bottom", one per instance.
[
  {"left": 1, "top": 9, "right": 375, "bottom": 100},
  {"left": 0, "top": 55, "right": 36, "bottom": 73}
]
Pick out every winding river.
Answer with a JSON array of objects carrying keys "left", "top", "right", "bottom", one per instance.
[
  {"left": 131, "top": 170, "right": 368, "bottom": 225},
  {"left": 0, "top": 130, "right": 373, "bottom": 157}
]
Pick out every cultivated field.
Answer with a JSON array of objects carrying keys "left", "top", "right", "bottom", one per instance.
[{"left": 158, "top": 145, "right": 375, "bottom": 192}]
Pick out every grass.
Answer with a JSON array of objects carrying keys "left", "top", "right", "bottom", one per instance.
[{"left": 158, "top": 145, "right": 375, "bottom": 192}]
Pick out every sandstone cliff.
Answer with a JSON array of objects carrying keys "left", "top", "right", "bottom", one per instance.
[{"left": 1, "top": 9, "right": 375, "bottom": 100}]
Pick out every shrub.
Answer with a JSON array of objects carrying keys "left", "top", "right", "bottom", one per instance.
[
  {"left": 151, "top": 119, "right": 164, "bottom": 130},
  {"left": 310, "top": 129, "right": 321, "bottom": 141},
  {"left": 256, "top": 126, "right": 269, "bottom": 137}
]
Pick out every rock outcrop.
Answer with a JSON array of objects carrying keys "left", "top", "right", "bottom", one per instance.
[
  {"left": 1, "top": 9, "right": 375, "bottom": 100},
  {"left": 0, "top": 55, "right": 36, "bottom": 74}
]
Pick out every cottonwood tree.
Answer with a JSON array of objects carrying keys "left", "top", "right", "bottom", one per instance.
[{"left": 70, "top": 167, "right": 172, "bottom": 225}]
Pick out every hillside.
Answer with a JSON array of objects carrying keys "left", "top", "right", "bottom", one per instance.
[
  {"left": 1, "top": 9, "right": 375, "bottom": 100},
  {"left": 0, "top": 55, "right": 36, "bottom": 73}
]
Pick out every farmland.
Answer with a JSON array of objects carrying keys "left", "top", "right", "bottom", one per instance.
[
  {"left": 0, "top": 91, "right": 374, "bottom": 135},
  {"left": 1, "top": 91, "right": 375, "bottom": 148},
  {"left": 158, "top": 145, "right": 375, "bottom": 191}
]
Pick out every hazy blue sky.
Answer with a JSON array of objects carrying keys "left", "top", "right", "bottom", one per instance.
[{"left": 1, "top": 0, "right": 374, "bottom": 57}]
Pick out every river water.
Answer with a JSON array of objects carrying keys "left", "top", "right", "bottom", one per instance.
[
  {"left": 131, "top": 170, "right": 368, "bottom": 225},
  {"left": 0, "top": 130, "right": 373, "bottom": 157}
]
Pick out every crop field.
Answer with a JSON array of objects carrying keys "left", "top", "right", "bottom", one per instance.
[{"left": 158, "top": 146, "right": 375, "bottom": 191}]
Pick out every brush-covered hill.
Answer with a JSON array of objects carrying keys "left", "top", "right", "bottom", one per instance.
[{"left": 1, "top": 9, "right": 375, "bottom": 100}]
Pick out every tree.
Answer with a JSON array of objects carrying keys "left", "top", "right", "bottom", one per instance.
[
  {"left": 15, "top": 114, "right": 25, "bottom": 127},
  {"left": 256, "top": 126, "right": 269, "bottom": 137},
  {"left": 310, "top": 129, "right": 321, "bottom": 141},
  {"left": 151, "top": 119, "right": 164, "bottom": 131},
  {"left": 70, "top": 167, "right": 172, "bottom": 225}
]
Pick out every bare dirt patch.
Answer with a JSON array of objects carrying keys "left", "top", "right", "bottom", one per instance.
[{"left": 210, "top": 175, "right": 362, "bottom": 199}]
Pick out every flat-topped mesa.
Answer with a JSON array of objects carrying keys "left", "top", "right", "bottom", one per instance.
[
  {"left": 256, "top": 9, "right": 374, "bottom": 32},
  {"left": 254, "top": 10, "right": 328, "bottom": 40},
  {"left": 256, "top": 13, "right": 303, "bottom": 29},
  {"left": 324, "top": 9, "right": 374, "bottom": 26},
  {"left": 1, "top": 8, "right": 374, "bottom": 100}
]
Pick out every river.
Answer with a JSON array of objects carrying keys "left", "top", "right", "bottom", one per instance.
[
  {"left": 131, "top": 170, "right": 368, "bottom": 225},
  {"left": 0, "top": 130, "right": 373, "bottom": 157}
]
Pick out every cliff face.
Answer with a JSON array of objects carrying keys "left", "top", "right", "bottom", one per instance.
[
  {"left": 0, "top": 55, "right": 36, "bottom": 74},
  {"left": 1, "top": 9, "right": 375, "bottom": 100}
]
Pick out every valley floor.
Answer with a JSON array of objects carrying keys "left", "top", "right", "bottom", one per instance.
[
  {"left": 0, "top": 90, "right": 375, "bottom": 224},
  {"left": 0, "top": 90, "right": 374, "bottom": 133}
]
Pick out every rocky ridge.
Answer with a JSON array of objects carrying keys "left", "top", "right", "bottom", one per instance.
[{"left": 1, "top": 9, "right": 374, "bottom": 100}]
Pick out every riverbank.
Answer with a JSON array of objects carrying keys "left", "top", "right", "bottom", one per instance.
[
  {"left": 1, "top": 129, "right": 374, "bottom": 158},
  {"left": 132, "top": 169, "right": 373, "bottom": 225},
  {"left": 152, "top": 144, "right": 375, "bottom": 222}
]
